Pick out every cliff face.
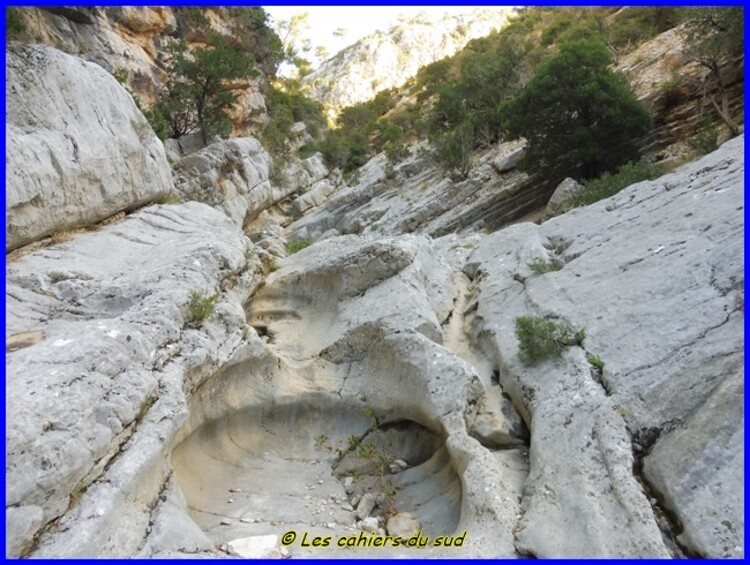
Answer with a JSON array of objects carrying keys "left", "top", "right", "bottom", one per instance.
[
  {"left": 5, "top": 43, "right": 172, "bottom": 251},
  {"left": 301, "top": 8, "right": 511, "bottom": 120},
  {"left": 13, "top": 7, "right": 270, "bottom": 136},
  {"left": 5, "top": 10, "right": 745, "bottom": 560},
  {"left": 615, "top": 25, "right": 744, "bottom": 163}
]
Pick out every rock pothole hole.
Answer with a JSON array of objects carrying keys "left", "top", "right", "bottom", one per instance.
[{"left": 171, "top": 398, "right": 462, "bottom": 552}]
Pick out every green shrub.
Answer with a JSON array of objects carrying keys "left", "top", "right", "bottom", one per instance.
[
  {"left": 262, "top": 82, "right": 326, "bottom": 158},
  {"left": 6, "top": 7, "right": 26, "bottom": 39},
  {"left": 112, "top": 68, "right": 128, "bottom": 84},
  {"left": 588, "top": 354, "right": 604, "bottom": 372},
  {"left": 527, "top": 257, "right": 563, "bottom": 274},
  {"left": 687, "top": 125, "right": 719, "bottom": 157},
  {"left": 567, "top": 160, "right": 666, "bottom": 209},
  {"left": 286, "top": 238, "right": 311, "bottom": 254},
  {"left": 499, "top": 37, "right": 652, "bottom": 183},
  {"left": 261, "top": 259, "right": 280, "bottom": 276},
  {"left": 543, "top": 238, "right": 572, "bottom": 256},
  {"left": 515, "top": 316, "right": 584, "bottom": 364},
  {"left": 188, "top": 290, "right": 219, "bottom": 325},
  {"left": 434, "top": 120, "right": 474, "bottom": 180},
  {"left": 155, "top": 193, "right": 182, "bottom": 205}
]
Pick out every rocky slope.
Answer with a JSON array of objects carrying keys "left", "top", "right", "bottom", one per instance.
[
  {"left": 301, "top": 8, "right": 511, "bottom": 120},
  {"left": 5, "top": 32, "right": 744, "bottom": 560},
  {"left": 10, "top": 7, "right": 270, "bottom": 136},
  {"left": 288, "top": 139, "right": 540, "bottom": 241},
  {"left": 614, "top": 25, "right": 744, "bottom": 162}
]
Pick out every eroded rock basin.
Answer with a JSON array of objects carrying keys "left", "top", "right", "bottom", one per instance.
[{"left": 172, "top": 396, "right": 462, "bottom": 557}]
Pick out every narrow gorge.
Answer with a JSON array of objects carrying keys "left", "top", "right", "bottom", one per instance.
[{"left": 5, "top": 6, "right": 744, "bottom": 559}]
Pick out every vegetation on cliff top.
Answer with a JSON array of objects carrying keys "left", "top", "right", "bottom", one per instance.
[
  {"left": 306, "top": 6, "right": 739, "bottom": 190},
  {"left": 499, "top": 37, "right": 651, "bottom": 182}
]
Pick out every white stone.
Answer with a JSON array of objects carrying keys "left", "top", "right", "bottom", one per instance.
[
  {"left": 227, "top": 535, "right": 281, "bottom": 558},
  {"left": 386, "top": 512, "right": 421, "bottom": 538},
  {"left": 6, "top": 44, "right": 172, "bottom": 251}
]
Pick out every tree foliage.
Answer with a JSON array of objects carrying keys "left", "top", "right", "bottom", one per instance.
[
  {"left": 499, "top": 38, "right": 651, "bottom": 183},
  {"left": 313, "top": 7, "right": 679, "bottom": 179},
  {"left": 262, "top": 78, "right": 326, "bottom": 157},
  {"left": 680, "top": 7, "right": 743, "bottom": 135},
  {"left": 6, "top": 7, "right": 26, "bottom": 39},
  {"left": 155, "top": 36, "right": 257, "bottom": 142}
]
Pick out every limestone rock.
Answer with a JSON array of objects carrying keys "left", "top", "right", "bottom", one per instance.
[
  {"left": 302, "top": 8, "right": 512, "bottom": 121},
  {"left": 388, "top": 459, "right": 409, "bottom": 474},
  {"left": 288, "top": 141, "right": 545, "bottom": 242},
  {"left": 386, "top": 512, "right": 420, "bottom": 538},
  {"left": 227, "top": 535, "right": 282, "bottom": 558},
  {"left": 359, "top": 517, "right": 380, "bottom": 533},
  {"left": 118, "top": 7, "right": 176, "bottom": 34},
  {"left": 355, "top": 493, "right": 377, "bottom": 520},
  {"left": 137, "top": 480, "right": 214, "bottom": 557},
  {"left": 6, "top": 505, "right": 44, "bottom": 557},
  {"left": 491, "top": 140, "right": 526, "bottom": 173},
  {"left": 291, "top": 179, "right": 339, "bottom": 218},
  {"left": 173, "top": 137, "right": 275, "bottom": 227},
  {"left": 544, "top": 177, "right": 584, "bottom": 218},
  {"left": 643, "top": 369, "right": 743, "bottom": 558},
  {"left": 467, "top": 135, "right": 744, "bottom": 557},
  {"left": 278, "top": 153, "right": 329, "bottom": 195},
  {"left": 6, "top": 202, "right": 257, "bottom": 557},
  {"left": 5, "top": 43, "right": 172, "bottom": 251}
]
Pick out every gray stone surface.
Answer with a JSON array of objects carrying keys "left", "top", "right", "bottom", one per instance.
[
  {"left": 465, "top": 135, "right": 744, "bottom": 557},
  {"left": 173, "top": 137, "right": 275, "bottom": 227},
  {"left": 6, "top": 43, "right": 172, "bottom": 251},
  {"left": 291, "top": 178, "right": 339, "bottom": 218},
  {"left": 170, "top": 233, "right": 529, "bottom": 558},
  {"left": 491, "top": 139, "right": 526, "bottom": 173},
  {"left": 6, "top": 202, "right": 259, "bottom": 557},
  {"left": 288, "top": 141, "right": 547, "bottom": 241},
  {"left": 544, "top": 177, "right": 584, "bottom": 217},
  {"left": 278, "top": 152, "right": 330, "bottom": 195},
  {"left": 643, "top": 369, "right": 743, "bottom": 558}
]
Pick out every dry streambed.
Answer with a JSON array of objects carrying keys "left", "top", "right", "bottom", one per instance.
[{"left": 169, "top": 234, "right": 530, "bottom": 557}]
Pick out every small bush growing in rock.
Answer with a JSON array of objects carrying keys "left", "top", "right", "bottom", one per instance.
[
  {"left": 515, "top": 316, "right": 583, "bottom": 364},
  {"left": 155, "top": 193, "right": 182, "bottom": 205},
  {"left": 112, "top": 68, "right": 128, "bottom": 85},
  {"left": 316, "top": 406, "right": 403, "bottom": 517},
  {"left": 286, "top": 238, "right": 311, "bottom": 254},
  {"left": 527, "top": 257, "right": 563, "bottom": 274},
  {"left": 687, "top": 125, "right": 719, "bottom": 157},
  {"left": 6, "top": 8, "right": 26, "bottom": 39},
  {"left": 543, "top": 237, "right": 572, "bottom": 256},
  {"left": 188, "top": 290, "right": 219, "bottom": 325},
  {"left": 567, "top": 160, "right": 666, "bottom": 209},
  {"left": 588, "top": 354, "right": 604, "bottom": 372},
  {"left": 261, "top": 259, "right": 280, "bottom": 276}
]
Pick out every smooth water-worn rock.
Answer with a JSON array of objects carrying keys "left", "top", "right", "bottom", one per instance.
[
  {"left": 5, "top": 202, "right": 260, "bottom": 557},
  {"left": 465, "top": 135, "right": 744, "bottom": 557},
  {"left": 168, "top": 233, "right": 530, "bottom": 558},
  {"left": 5, "top": 43, "right": 172, "bottom": 251},
  {"left": 173, "top": 137, "right": 275, "bottom": 227}
]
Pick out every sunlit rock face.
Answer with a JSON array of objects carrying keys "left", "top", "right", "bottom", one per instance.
[{"left": 302, "top": 8, "right": 512, "bottom": 121}]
